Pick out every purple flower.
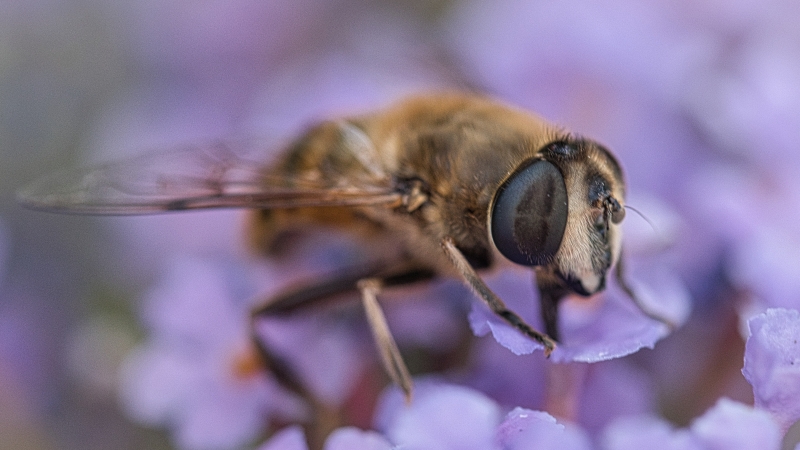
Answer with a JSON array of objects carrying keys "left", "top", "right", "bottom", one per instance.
[
  {"left": 460, "top": 337, "right": 656, "bottom": 434},
  {"left": 468, "top": 263, "right": 689, "bottom": 362},
  {"left": 374, "top": 380, "right": 503, "bottom": 450},
  {"left": 258, "top": 425, "right": 394, "bottom": 450},
  {"left": 18, "top": 1, "right": 799, "bottom": 449},
  {"left": 370, "top": 380, "right": 607, "bottom": 450},
  {"left": 497, "top": 407, "right": 591, "bottom": 450},
  {"left": 254, "top": 311, "right": 370, "bottom": 407},
  {"left": 118, "top": 256, "right": 302, "bottom": 450},
  {"left": 381, "top": 279, "right": 467, "bottom": 354},
  {"left": 258, "top": 426, "right": 307, "bottom": 450},
  {"left": 262, "top": 383, "right": 782, "bottom": 450},
  {"left": 460, "top": 335, "right": 547, "bottom": 411},
  {"left": 322, "top": 427, "right": 393, "bottom": 450},
  {"left": 687, "top": 162, "right": 800, "bottom": 316},
  {"left": 602, "top": 398, "right": 781, "bottom": 450},
  {"left": 467, "top": 268, "right": 543, "bottom": 356},
  {"left": 374, "top": 381, "right": 629, "bottom": 449},
  {"left": 690, "top": 398, "right": 781, "bottom": 450},
  {"left": 742, "top": 308, "right": 800, "bottom": 433},
  {"left": 261, "top": 382, "right": 509, "bottom": 450},
  {"left": 684, "top": 9, "right": 800, "bottom": 173},
  {"left": 258, "top": 425, "right": 395, "bottom": 450},
  {"left": 577, "top": 360, "right": 656, "bottom": 436},
  {"left": 676, "top": 0, "right": 800, "bottom": 320},
  {"left": 601, "top": 415, "right": 700, "bottom": 450},
  {"left": 114, "top": 1, "right": 341, "bottom": 70}
]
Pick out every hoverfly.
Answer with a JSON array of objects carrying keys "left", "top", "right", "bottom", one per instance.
[{"left": 18, "top": 93, "right": 662, "bottom": 402}]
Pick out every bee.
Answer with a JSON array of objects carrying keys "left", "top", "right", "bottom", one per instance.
[{"left": 18, "top": 93, "right": 657, "bottom": 402}]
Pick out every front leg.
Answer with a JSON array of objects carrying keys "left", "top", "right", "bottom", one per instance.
[
  {"left": 534, "top": 268, "right": 571, "bottom": 343},
  {"left": 440, "top": 237, "right": 557, "bottom": 356}
]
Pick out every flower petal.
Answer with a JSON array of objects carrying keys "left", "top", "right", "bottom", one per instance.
[
  {"left": 497, "top": 407, "right": 591, "bottom": 450},
  {"left": 323, "top": 427, "right": 392, "bottom": 450},
  {"left": 742, "top": 308, "right": 800, "bottom": 432},
  {"left": 690, "top": 398, "right": 781, "bottom": 450},
  {"left": 601, "top": 415, "right": 701, "bottom": 450},
  {"left": 376, "top": 380, "right": 502, "bottom": 450},
  {"left": 468, "top": 266, "right": 688, "bottom": 363},
  {"left": 258, "top": 426, "right": 308, "bottom": 450}
]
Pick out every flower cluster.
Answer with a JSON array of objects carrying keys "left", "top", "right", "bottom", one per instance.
[
  {"left": 7, "top": 0, "right": 800, "bottom": 448},
  {"left": 122, "top": 255, "right": 800, "bottom": 449},
  {"left": 252, "top": 308, "right": 798, "bottom": 450},
  {"left": 107, "top": 0, "right": 800, "bottom": 448}
]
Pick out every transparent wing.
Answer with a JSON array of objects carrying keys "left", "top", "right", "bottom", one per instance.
[{"left": 17, "top": 140, "right": 400, "bottom": 215}]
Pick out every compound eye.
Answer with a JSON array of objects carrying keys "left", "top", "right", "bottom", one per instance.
[{"left": 491, "top": 160, "right": 568, "bottom": 266}]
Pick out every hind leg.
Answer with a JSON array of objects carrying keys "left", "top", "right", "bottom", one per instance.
[{"left": 250, "top": 261, "right": 434, "bottom": 447}]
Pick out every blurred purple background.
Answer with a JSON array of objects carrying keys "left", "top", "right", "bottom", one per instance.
[{"left": 2, "top": 0, "right": 800, "bottom": 448}]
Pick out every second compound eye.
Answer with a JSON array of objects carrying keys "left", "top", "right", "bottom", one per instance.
[{"left": 490, "top": 159, "right": 568, "bottom": 266}]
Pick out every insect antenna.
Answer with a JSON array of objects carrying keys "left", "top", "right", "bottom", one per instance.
[{"left": 624, "top": 204, "right": 656, "bottom": 232}]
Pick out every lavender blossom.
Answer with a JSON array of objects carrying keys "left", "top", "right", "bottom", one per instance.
[
  {"left": 254, "top": 310, "right": 370, "bottom": 407},
  {"left": 322, "top": 427, "right": 393, "bottom": 450},
  {"left": 468, "top": 250, "right": 689, "bottom": 363},
  {"left": 375, "top": 381, "right": 502, "bottom": 450},
  {"left": 258, "top": 425, "right": 394, "bottom": 450},
  {"left": 460, "top": 335, "right": 548, "bottom": 411},
  {"left": 577, "top": 359, "right": 656, "bottom": 436},
  {"left": 13, "top": 0, "right": 800, "bottom": 447},
  {"left": 691, "top": 398, "right": 781, "bottom": 450},
  {"left": 601, "top": 415, "right": 701, "bottom": 450},
  {"left": 497, "top": 407, "right": 591, "bottom": 450},
  {"left": 602, "top": 398, "right": 782, "bottom": 450},
  {"left": 258, "top": 426, "right": 307, "bottom": 450},
  {"left": 261, "top": 382, "right": 505, "bottom": 449},
  {"left": 118, "top": 256, "right": 302, "bottom": 449},
  {"left": 262, "top": 382, "right": 783, "bottom": 450},
  {"left": 743, "top": 308, "right": 800, "bottom": 433},
  {"left": 372, "top": 380, "right": 593, "bottom": 450}
]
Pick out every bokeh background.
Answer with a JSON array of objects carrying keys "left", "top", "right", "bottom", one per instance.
[{"left": 2, "top": 0, "right": 800, "bottom": 448}]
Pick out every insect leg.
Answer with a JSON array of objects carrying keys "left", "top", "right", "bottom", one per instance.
[
  {"left": 251, "top": 263, "right": 388, "bottom": 318},
  {"left": 250, "top": 262, "right": 434, "bottom": 398},
  {"left": 357, "top": 278, "right": 413, "bottom": 402},
  {"left": 248, "top": 262, "right": 432, "bottom": 448},
  {"left": 440, "top": 237, "right": 557, "bottom": 356},
  {"left": 534, "top": 270, "right": 570, "bottom": 343},
  {"left": 248, "top": 263, "right": 386, "bottom": 447},
  {"left": 251, "top": 263, "right": 435, "bottom": 317}
]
